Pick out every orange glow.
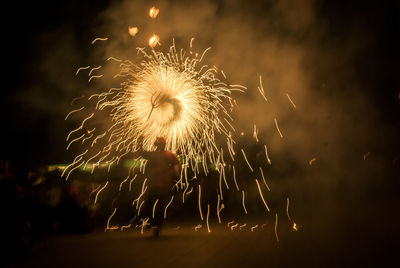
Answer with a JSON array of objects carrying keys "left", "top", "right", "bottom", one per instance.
[
  {"left": 149, "top": 34, "right": 160, "bottom": 48},
  {"left": 128, "top": 26, "right": 138, "bottom": 37},
  {"left": 149, "top": 7, "right": 159, "bottom": 18},
  {"left": 309, "top": 157, "right": 317, "bottom": 165}
]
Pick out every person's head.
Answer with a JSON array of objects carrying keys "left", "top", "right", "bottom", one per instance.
[{"left": 154, "top": 137, "right": 166, "bottom": 151}]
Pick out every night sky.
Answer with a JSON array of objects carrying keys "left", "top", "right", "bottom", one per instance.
[{"left": 1, "top": 0, "right": 399, "bottom": 264}]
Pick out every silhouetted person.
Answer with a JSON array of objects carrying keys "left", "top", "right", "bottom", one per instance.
[{"left": 140, "top": 137, "right": 181, "bottom": 237}]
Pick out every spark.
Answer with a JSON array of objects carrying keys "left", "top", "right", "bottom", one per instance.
[
  {"left": 152, "top": 199, "right": 159, "bottom": 219},
  {"left": 66, "top": 133, "right": 85, "bottom": 150},
  {"left": 75, "top": 66, "right": 90, "bottom": 75},
  {"left": 164, "top": 196, "right": 174, "bottom": 219},
  {"left": 88, "top": 184, "right": 102, "bottom": 201},
  {"left": 241, "top": 190, "right": 248, "bottom": 215},
  {"left": 257, "top": 75, "right": 268, "bottom": 102},
  {"left": 286, "top": 93, "right": 297, "bottom": 109},
  {"left": 66, "top": 113, "right": 94, "bottom": 141},
  {"left": 217, "top": 194, "right": 222, "bottom": 224},
  {"left": 286, "top": 197, "right": 292, "bottom": 221},
  {"left": 230, "top": 223, "right": 238, "bottom": 231},
  {"left": 206, "top": 204, "right": 211, "bottom": 233},
  {"left": 198, "top": 185, "right": 203, "bottom": 221},
  {"left": 274, "top": 118, "right": 283, "bottom": 138},
  {"left": 274, "top": 213, "right": 279, "bottom": 242},
  {"left": 149, "top": 34, "right": 160, "bottom": 48},
  {"left": 128, "top": 26, "right": 139, "bottom": 37},
  {"left": 309, "top": 157, "right": 317, "bottom": 165},
  {"left": 259, "top": 167, "right": 270, "bottom": 191},
  {"left": 149, "top": 7, "right": 159, "bottom": 19},
  {"left": 94, "top": 181, "right": 109, "bottom": 204},
  {"left": 221, "top": 70, "right": 226, "bottom": 79},
  {"left": 88, "top": 66, "right": 102, "bottom": 76},
  {"left": 88, "top": 74, "right": 103, "bottom": 82},
  {"left": 105, "top": 208, "right": 117, "bottom": 231},
  {"left": 292, "top": 222, "right": 298, "bottom": 231},
  {"left": 250, "top": 225, "right": 258, "bottom": 232},
  {"left": 64, "top": 106, "right": 84, "bottom": 120},
  {"left": 107, "top": 57, "right": 122, "bottom": 62},
  {"left": 232, "top": 166, "right": 239, "bottom": 191},
  {"left": 253, "top": 124, "right": 259, "bottom": 143},
  {"left": 141, "top": 218, "right": 150, "bottom": 235},
  {"left": 255, "top": 179, "right": 270, "bottom": 212},
  {"left": 264, "top": 145, "right": 272, "bottom": 165},
  {"left": 91, "top": 37, "right": 108, "bottom": 44},
  {"left": 121, "top": 223, "right": 132, "bottom": 231},
  {"left": 137, "top": 200, "right": 145, "bottom": 216},
  {"left": 241, "top": 149, "right": 254, "bottom": 172}
]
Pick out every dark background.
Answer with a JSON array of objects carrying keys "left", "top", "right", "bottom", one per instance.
[{"left": 1, "top": 0, "right": 399, "bottom": 266}]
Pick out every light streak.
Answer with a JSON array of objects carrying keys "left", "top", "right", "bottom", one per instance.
[
  {"left": 241, "top": 149, "right": 254, "bottom": 172},
  {"left": 141, "top": 218, "right": 149, "bottom": 235},
  {"left": 253, "top": 124, "right": 259, "bottom": 143},
  {"left": 286, "top": 197, "right": 292, "bottom": 221},
  {"left": 173, "top": 226, "right": 181, "bottom": 230},
  {"left": 164, "top": 196, "right": 174, "bottom": 219},
  {"left": 149, "top": 7, "right": 159, "bottom": 19},
  {"left": 241, "top": 190, "right": 248, "bottom": 214},
  {"left": 227, "top": 220, "right": 234, "bottom": 227},
  {"left": 128, "top": 26, "right": 139, "bottom": 37},
  {"left": 198, "top": 185, "right": 203, "bottom": 221},
  {"left": 250, "top": 225, "right": 258, "bottom": 232},
  {"left": 221, "top": 70, "right": 226, "bottom": 79},
  {"left": 232, "top": 166, "right": 239, "bottom": 191},
  {"left": 286, "top": 93, "right": 297, "bottom": 109},
  {"left": 363, "top": 152, "right": 370, "bottom": 160},
  {"left": 194, "top": 224, "right": 202, "bottom": 231},
  {"left": 309, "top": 157, "right": 317, "bottom": 165},
  {"left": 75, "top": 66, "right": 90, "bottom": 75},
  {"left": 264, "top": 145, "right": 272, "bottom": 165},
  {"left": 66, "top": 113, "right": 94, "bottom": 142},
  {"left": 274, "top": 213, "right": 279, "bottom": 242},
  {"left": 91, "top": 37, "right": 108, "bottom": 44},
  {"left": 88, "top": 184, "right": 101, "bottom": 201},
  {"left": 292, "top": 222, "right": 298, "bottom": 231},
  {"left": 217, "top": 194, "right": 222, "bottom": 224},
  {"left": 152, "top": 199, "right": 159, "bottom": 219},
  {"left": 88, "top": 66, "right": 102, "bottom": 76},
  {"left": 137, "top": 200, "right": 145, "bottom": 216},
  {"left": 274, "top": 118, "right": 283, "bottom": 138},
  {"left": 255, "top": 179, "right": 270, "bottom": 212},
  {"left": 261, "top": 223, "right": 267, "bottom": 228},
  {"left": 106, "top": 57, "right": 122, "bottom": 62},
  {"left": 259, "top": 167, "right": 270, "bottom": 191},
  {"left": 133, "top": 178, "right": 148, "bottom": 209},
  {"left": 94, "top": 181, "right": 109, "bottom": 204},
  {"left": 230, "top": 223, "right": 238, "bottom": 231},
  {"left": 239, "top": 224, "right": 246, "bottom": 230},
  {"left": 66, "top": 133, "right": 85, "bottom": 150},
  {"left": 105, "top": 208, "right": 117, "bottom": 231},
  {"left": 88, "top": 74, "right": 103, "bottom": 82},
  {"left": 257, "top": 75, "right": 268, "bottom": 102},
  {"left": 206, "top": 204, "right": 211, "bottom": 233},
  {"left": 121, "top": 223, "right": 132, "bottom": 230}
]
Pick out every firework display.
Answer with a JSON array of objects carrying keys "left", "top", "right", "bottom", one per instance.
[{"left": 64, "top": 6, "right": 296, "bottom": 237}]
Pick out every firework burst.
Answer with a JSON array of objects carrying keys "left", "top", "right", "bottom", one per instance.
[{"left": 64, "top": 41, "right": 241, "bottom": 180}]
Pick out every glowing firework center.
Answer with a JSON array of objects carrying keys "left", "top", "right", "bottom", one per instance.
[{"left": 117, "top": 47, "right": 234, "bottom": 169}]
